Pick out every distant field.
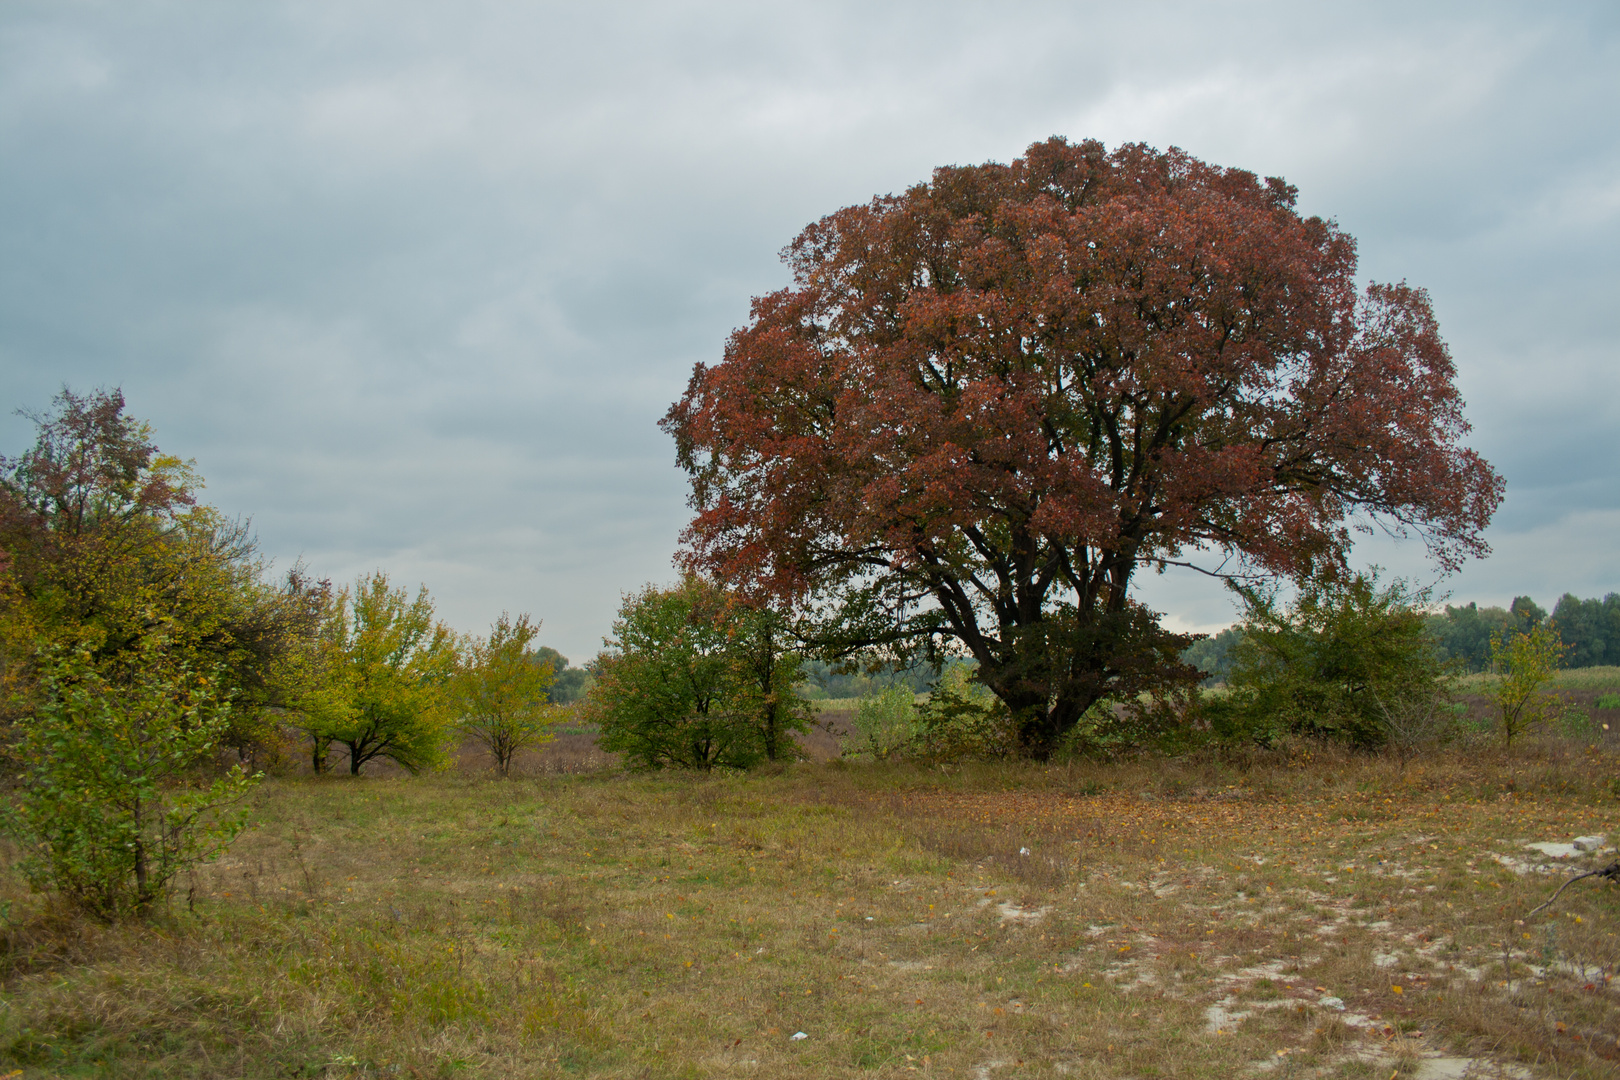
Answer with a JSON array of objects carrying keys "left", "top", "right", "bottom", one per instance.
[
  {"left": 1450, "top": 665, "right": 1620, "bottom": 694},
  {"left": 810, "top": 695, "right": 928, "bottom": 714},
  {"left": 4, "top": 734, "right": 1620, "bottom": 1079},
  {"left": 815, "top": 668, "right": 1620, "bottom": 708},
  {"left": 810, "top": 695, "right": 867, "bottom": 713}
]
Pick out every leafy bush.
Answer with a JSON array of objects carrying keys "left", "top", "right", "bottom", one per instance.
[
  {"left": 911, "top": 664, "right": 1016, "bottom": 761},
  {"left": 1058, "top": 695, "right": 1198, "bottom": 759},
  {"left": 1371, "top": 685, "right": 1463, "bottom": 769},
  {"left": 1218, "top": 572, "right": 1450, "bottom": 750},
  {"left": 1595, "top": 692, "right": 1620, "bottom": 711},
  {"left": 4, "top": 644, "right": 256, "bottom": 919},
  {"left": 840, "top": 684, "right": 922, "bottom": 760}
]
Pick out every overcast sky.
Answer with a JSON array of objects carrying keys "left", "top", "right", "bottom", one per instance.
[{"left": 2, "top": 2, "right": 1616, "bottom": 663}]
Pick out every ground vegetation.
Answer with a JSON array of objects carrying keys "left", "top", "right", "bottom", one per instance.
[{"left": 4, "top": 725, "right": 1620, "bottom": 1079}]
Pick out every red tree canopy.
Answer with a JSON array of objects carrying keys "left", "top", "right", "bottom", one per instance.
[{"left": 663, "top": 138, "right": 1502, "bottom": 758}]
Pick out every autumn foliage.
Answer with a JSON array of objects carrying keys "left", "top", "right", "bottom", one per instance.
[{"left": 664, "top": 138, "right": 1502, "bottom": 758}]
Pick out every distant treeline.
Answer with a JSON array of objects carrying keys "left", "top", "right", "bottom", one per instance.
[
  {"left": 1183, "top": 592, "right": 1620, "bottom": 684},
  {"left": 798, "top": 658, "right": 942, "bottom": 700},
  {"left": 1425, "top": 594, "right": 1620, "bottom": 672},
  {"left": 535, "top": 647, "right": 593, "bottom": 704},
  {"left": 785, "top": 591, "right": 1620, "bottom": 694}
]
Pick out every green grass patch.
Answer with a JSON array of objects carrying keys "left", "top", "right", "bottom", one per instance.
[{"left": 5, "top": 740, "right": 1620, "bottom": 1078}]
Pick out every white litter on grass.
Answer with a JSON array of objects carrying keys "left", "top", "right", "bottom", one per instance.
[
  {"left": 1205, "top": 1000, "right": 1251, "bottom": 1032},
  {"left": 1412, "top": 1057, "right": 1533, "bottom": 1079},
  {"left": 1221, "top": 959, "right": 1291, "bottom": 982},
  {"left": 1492, "top": 854, "right": 1539, "bottom": 874},
  {"left": 790, "top": 1031, "right": 808, "bottom": 1041},
  {"left": 1526, "top": 842, "right": 1584, "bottom": 860},
  {"left": 997, "top": 901, "right": 1052, "bottom": 925}
]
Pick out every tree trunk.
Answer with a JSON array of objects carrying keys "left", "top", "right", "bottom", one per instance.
[
  {"left": 761, "top": 700, "right": 779, "bottom": 761},
  {"left": 1014, "top": 706, "right": 1064, "bottom": 761},
  {"left": 132, "top": 798, "right": 150, "bottom": 909},
  {"left": 759, "top": 626, "right": 780, "bottom": 760},
  {"left": 998, "top": 684, "right": 1097, "bottom": 761}
]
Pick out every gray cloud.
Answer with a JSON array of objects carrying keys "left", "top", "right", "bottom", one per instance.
[{"left": 2, "top": 1, "right": 1616, "bottom": 659}]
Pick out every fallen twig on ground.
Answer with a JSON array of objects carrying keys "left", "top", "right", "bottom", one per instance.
[{"left": 1528, "top": 860, "right": 1620, "bottom": 918}]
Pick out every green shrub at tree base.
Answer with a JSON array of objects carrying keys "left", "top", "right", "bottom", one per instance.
[
  {"left": 1217, "top": 571, "right": 1451, "bottom": 750},
  {"left": 911, "top": 664, "right": 1016, "bottom": 761},
  {"left": 840, "top": 684, "right": 923, "bottom": 760},
  {"left": 3, "top": 643, "right": 256, "bottom": 919}
]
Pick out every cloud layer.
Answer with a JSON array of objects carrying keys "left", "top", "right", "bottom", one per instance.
[{"left": 2, "top": 1, "right": 1616, "bottom": 658}]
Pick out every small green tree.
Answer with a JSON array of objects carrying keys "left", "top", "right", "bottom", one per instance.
[
  {"left": 314, "top": 574, "right": 460, "bottom": 775},
  {"left": 454, "top": 612, "right": 556, "bottom": 776},
  {"left": 1489, "top": 621, "right": 1566, "bottom": 750},
  {"left": 4, "top": 643, "right": 256, "bottom": 918},
  {"left": 1221, "top": 571, "right": 1448, "bottom": 749},
  {"left": 585, "top": 578, "right": 807, "bottom": 770}
]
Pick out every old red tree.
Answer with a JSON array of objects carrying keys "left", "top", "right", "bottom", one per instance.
[{"left": 663, "top": 138, "right": 1502, "bottom": 758}]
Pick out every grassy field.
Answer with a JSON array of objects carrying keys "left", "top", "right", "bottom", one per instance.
[
  {"left": 5, "top": 726, "right": 1620, "bottom": 1078},
  {"left": 1450, "top": 666, "right": 1620, "bottom": 696}
]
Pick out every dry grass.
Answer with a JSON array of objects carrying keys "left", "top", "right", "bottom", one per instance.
[{"left": 4, "top": 733, "right": 1620, "bottom": 1078}]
